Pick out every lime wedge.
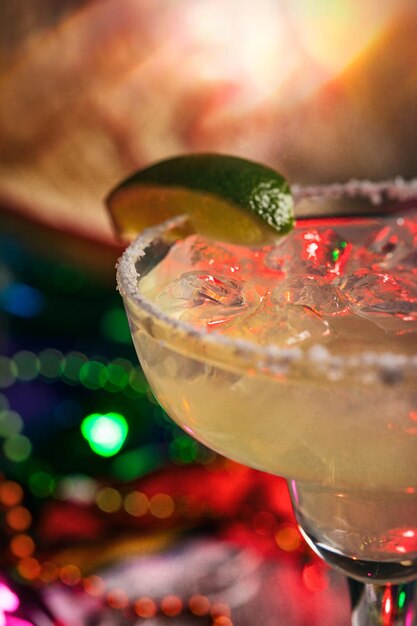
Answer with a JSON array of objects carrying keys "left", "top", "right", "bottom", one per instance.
[{"left": 106, "top": 154, "right": 294, "bottom": 245}]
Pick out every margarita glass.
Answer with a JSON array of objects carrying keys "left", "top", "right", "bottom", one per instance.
[{"left": 116, "top": 203, "right": 417, "bottom": 625}]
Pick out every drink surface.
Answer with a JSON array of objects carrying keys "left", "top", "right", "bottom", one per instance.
[
  {"left": 139, "top": 210, "right": 417, "bottom": 352},
  {"left": 123, "top": 209, "right": 417, "bottom": 572}
]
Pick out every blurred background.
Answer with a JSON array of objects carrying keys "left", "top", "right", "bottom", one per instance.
[{"left": 1, "top": 1, "right": 416, "bottom": 624}]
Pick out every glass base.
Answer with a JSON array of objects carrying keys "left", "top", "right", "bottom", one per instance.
[
  {"left": 289, "top": 479, "right": 417, "bottom": 624},
  {"left": 300, "top": 526, "right": 417, "bottom": 585},
  {"left": 288, "top": 479, "right": 417, "bottom": 585}
]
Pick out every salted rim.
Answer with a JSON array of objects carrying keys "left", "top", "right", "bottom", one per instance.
[{"left": 116, "top": 215, "right": 417, "bottom": 383}]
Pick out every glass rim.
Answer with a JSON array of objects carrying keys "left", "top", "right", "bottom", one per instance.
[{"left": 116, "top": 215, "right": 417, "bottom": 384}]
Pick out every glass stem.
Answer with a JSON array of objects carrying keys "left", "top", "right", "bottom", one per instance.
[{"left": 350, "top": 580, "right": 417, "bottom": 626}]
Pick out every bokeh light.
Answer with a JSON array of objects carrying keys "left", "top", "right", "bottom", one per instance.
[
  {"left": 38, "top": 349, "right": 64, "bottom": 380},
  {"left": 3, "top": 435, "right": 32, "bottom": 463},
  {"left": 111, "top": 444, "right": 164, "bottom": 481},
  {"left": 0, "top": 410, "right": 23, "bottom": 438},
  {"left": 61, "top": 352, "right": 88, "bottom": 385},
  {"left": 60, "top": 564, "right": 81, "bottom": 586},
  {"left": 0, "top": 283, "right": 44, "bottom": 318},
  {"left": 16, "top": 557, "right": 41, "bottom": 581},
  {"left": 13, "top": 351, "right": 40, "bottom": 381},
  {"left": 275, "top": 524, "right": 303, "bottom": 552},
  {"left": 107, "top": 588, "right": 129, "bottom": 610},
  {"left": 95, "top": 487, "right": 122, "bottom": 513},
  {"left": 79, "top": 360, "right": 107, "bottom": 390},
  {"left": 149, "top": 493, "right": 175, "bottom": 519},
  {"left": 57, "top": 474, "right": 97, "bottom": 504},
  {"left": 10, "top": 534, "right": 35, "bottom": 559},
  {"left": 160, "top": 594, "right": 182, "bottom": 617},
  {"left": 81, "top": 412, "right": 129, "bottom": 457},
  {"left": 398, "top": 589, "right": 407, "bottom": 610},
  {"left": 169, "top": 435, "right": 199, "bottom": 464},
  {"left": 302, "top": 562, "right": 329, "bottom": 592},
  {"left": 100, "top": 308, "right": 132, "bottom": 344},
  {"left": 123, "top": 491, "right": 149, "bottom": 517},
  {"left": 39, "top": 562, "right": 59, "bottom": 584},
  {"left": 28, "top": 471, "right": 55, "bottom": 498},
  {"left": 0, "top": 581, "right": 19, "bottom": 613},
  {"left": 0, "top": 357, "right": 17, "bottom": 389},
  {"left": 0, "top": 482, "right": 23, "bottom": 507},
  {"left": 6, "top": 506, "right": 32, "bottom": 531},
  {"left": 126, "top": 370, "right": 148, "bottom": 396},
  {"left": 189, "top": 594, "right": 211, "bottom": 616},
  {"left": 134, "top": 597, "right": 158, "bottom": 618}
]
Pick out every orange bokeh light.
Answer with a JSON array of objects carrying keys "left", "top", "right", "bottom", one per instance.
[
  {"left": 189, "top": 594, "right": 210, "bottom": 616},
  {"left": 6, "top": 506, "right": 32, "bottom": 531},
  {"left": 10, "top": 534, "right": 35, "bottom": 558},
  {"left": 134, "top": 597, "right": 157, "bottom": 618},
  {"left": 17, "top": 557, "right": 41, "bottom": 581},
  {"left": 0, "top": 481, "right": 23, "bottom": 507},
  {"left": 161, "top": 594, "right": 183, "bottom": 617}
]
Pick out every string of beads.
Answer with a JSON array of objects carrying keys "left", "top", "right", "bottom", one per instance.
[{"left": 0, "top": 476, "right": 234, "bottom": 624}]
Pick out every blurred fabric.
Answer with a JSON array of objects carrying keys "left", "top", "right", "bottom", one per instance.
[{"left": 1, "top": 0, "right": 417, "bottom": 243}]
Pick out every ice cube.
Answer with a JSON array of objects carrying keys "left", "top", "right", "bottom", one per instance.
[
  {"left": 274, "top": 304, "right": 331, "bottom": 346},
  {"left": 186, "top": 235, "right": 266, "bottom": 282},
  {"left": 155, "top": 271, "right": 258, "bottom": 328},
  {"left": 272, "top": 276, "right": 347, "bottom": 316},
  {"left": 217, "top": 294, "right": 331, "bottom": 347},
  {"left": 365, "top": 213, "right": 417, "bottom": 271},
  {"left": 139, "top": 234, "right": 260, "bottom": 301},
  {"left": 256, "top": 302, "right": 331, "bottom": 347},
  {"left": 159, "top": 271, "right": 247, "bottom": 306},
  {"left": 339, "top": 268, "right": 417, "bottom": 331},
  {"left": 266, "top": 227, "right": 352, "bottom": 280}
]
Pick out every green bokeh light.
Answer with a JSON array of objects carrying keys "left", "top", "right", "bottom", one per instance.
[
  {"left": 0, "top": 357, "right": 18, "bottom": 389},
  {"left": 124, "top": 370, "right": 148, "bottom": 398},
  {"left": 111, "top": 444, "right": 164, "bottom": 481},
  {"left": 61, "top": 351, "right": 88, "bottom": 384},
  {"left": 81, "top": 412, "right": 129, "bottom": 457},
  {"left": 105, "top": 363, "right": 129, "bottom": 392},
  {"left": 3, "top": 434, "right": 32, "bottom": 462},
  {"left": 79, "top": 360, "right": 107, "bottom": 390},
  {"left": 0, "top": 410, "right": 23, "bottom": 437},
  {"left": 29, "top": 470, "right": 55, "bottom": 498},
  {"left": 13, "top": 351, "right": 40, "bottom": 381},
  {"left": 169, "top": 435, "right": 198, "bottom": 464},
  {"left": 101, "top": 308, "right": 132, "bottom": 344},
  {"left": 0, "top": 394, "right": 9, "bottom": 412},
  {"left": 38, "top": 349, "right": 64, "bottom": 379}
]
